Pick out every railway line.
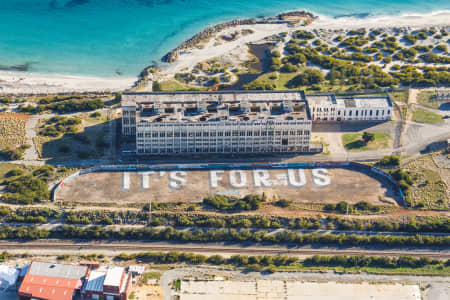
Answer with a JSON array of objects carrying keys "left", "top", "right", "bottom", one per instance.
[{"left": 1, "top": 240, "right": 449, "bottom": 259}]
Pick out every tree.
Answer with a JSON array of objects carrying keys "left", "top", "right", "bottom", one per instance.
[
  {"left": 362, "top": 132, "right": 375, "bottom": 144},
  {"left": 280, "top": 63, "right": 298, "bottom": 73},
  {"left": 152, "top": 81, "right": 162, "bottom": 91}
]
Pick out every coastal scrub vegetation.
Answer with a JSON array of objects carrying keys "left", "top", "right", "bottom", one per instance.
[
  {"left": 2, "top": 205, "right": 449, "bottom": 234},
  {"left": 1, "top": 224, "right": 448, "bottom": 248},
  {"left": 115, "top": 251, "right": 449, "bottom": 275},
  {"left": 0, "top": 164, "right": 70, "bottom": 205},
  {"left": 0, "top": 114, "right": 29, "bottom": 160},
  {"left": 237, "top": 27, "right": 450, "bottom": 92},
  {"left": 202, "top": 194, "right": 265, "bottom": 211},
  {"left": 18, "top": 97, "right": 104, "bottom": 114}
]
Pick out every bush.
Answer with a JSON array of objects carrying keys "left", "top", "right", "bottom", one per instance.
[
  {"left": 435, "top": 44, "right": 448, "bottom": 53},
  {"left": 270, "top": 50, "right": 281, "bottom": 57},
  {"left": 0, "top": 145, "right": 30, "bottom": 161},
  {"left": 293, "top": 30, "right": 314, "bottom": 40},
  {"left": 1, "top": 175, "right": 50, "bottom": 204},
  {"left": 5, "top": 169, "right": 25, "bottom": 178},
  {"left": 268, "top": 57, "right": 282, "bottom": 71},
  {"left": 203, "top": 195, "right": 264, "bottom": 211},
  {"left": 286, "top": 69, "right": 324, "bottom": 88},
  {"left": 286, "top": 53, "right": 306, "bottom": 64},
  {"left": 379, "top": 155, "right": 400, "bottom": 166},
  {"left": 274, "top": 199, "right": 292, "bottom": 208},
  {"left": 32, "top": 165, "right": 55, "bottom": 178},
  {"left": 280, "top": 63, "right": 298, "bottom": 73},
  {"left": 152, "top": 81, "right": 162, "bottom": 91},
  {"left": 90, "top": 112, "right": 102, "bottom": 118}
]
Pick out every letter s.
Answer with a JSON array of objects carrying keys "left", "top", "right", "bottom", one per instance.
[{"left": 312, "top": 168, "right": 330, "bottom": 187}]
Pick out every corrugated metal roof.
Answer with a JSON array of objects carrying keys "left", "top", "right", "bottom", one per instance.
[
  {"left": 28, "top": 262, "right": 87, "bottom": 280},
  {"left": 83, "top": 271, "right": 105, "bottom": 293},
  {"left": 19, "top": 274, "right": 82, "bottom": 300},
  {"left": 103, "top": 267, "right": 124, "bottom": 287}
]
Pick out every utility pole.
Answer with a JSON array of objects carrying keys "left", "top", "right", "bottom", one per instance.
[{"left": 148, "top": 197, "right": 152, "bottom": 226}]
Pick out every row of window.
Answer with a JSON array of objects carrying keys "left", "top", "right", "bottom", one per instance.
[
  {"left": 136, "top": 130, "right": 310, "bottom": 138},
  {"left": 138, "top": 140, "right": 309, "bottom": 147},
  {"left": 137, "top": 146, "right": 310, "bottom": 154},
  {"left": 313, "top": 109, "right": 391, "bottom": 118}
]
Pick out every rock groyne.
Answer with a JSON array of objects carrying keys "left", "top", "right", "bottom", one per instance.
[{"left": 161, "top": 10, "right": 316, "bottom": 63}]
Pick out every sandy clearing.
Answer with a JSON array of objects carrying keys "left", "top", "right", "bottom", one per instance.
[
  {"left": 56, "top": 168, "right": 397, "bottom": 205},
  {"left": 178, "top": 280, "right": 421, "bottom": 300}
]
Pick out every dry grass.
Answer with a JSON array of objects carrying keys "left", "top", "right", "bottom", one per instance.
[
  {"left": 403, "top": 155, "right": 448, "bottom": 210},
  {"left": 35, "top": 112, "right": 111, "bottom": 162},
  {"left": 0, "top": 114, "right": 28, "bottom": 150}
]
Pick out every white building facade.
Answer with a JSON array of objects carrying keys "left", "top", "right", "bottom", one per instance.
[
  {"left": 307, "top": 95, "right": 393, "bottom": 122},
  {"left": 122, "top": 91, "right": 312, "bottom": 155}
]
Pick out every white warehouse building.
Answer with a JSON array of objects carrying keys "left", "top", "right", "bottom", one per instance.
[
  {"left": 307, "top": 94, "right": 393, "bottom": 122},
  {"left": 121, "top": 91, "right": 312, "bottom": 155}
]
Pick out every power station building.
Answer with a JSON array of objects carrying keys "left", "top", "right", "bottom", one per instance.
[
  {"left": 121, "top": 91, "right": 394, "bottom": 155},
  {"left": 121, "top": 91, "right": 312, "bottom": 155},
  {"left": 306, "top": 94, "right": 393, "bottom": 122}
]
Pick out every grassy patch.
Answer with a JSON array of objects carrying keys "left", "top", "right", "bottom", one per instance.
[
  {"left": 158, "top": 80, "right": 200, "bottom": 91},
  {"left": 0, "top": 114, "right": 28, "bottom": 151},
  {"left": 142, "top": 272, "right": 162, "bottom": 281},
  {"left": 0, "top": 163, "right": 31, "bottom": 183},
  {"left": 388, "top": 90, "right": 409, "bottom": 103},
  {"left": 342, "top": 132, "right": 392, "bottom": 151},
  {"left": 403, "top": 155, "right": 448, "bottom": 210},
  {"left": 412, "top": 108, "right": 443, "bottom": 123},
  {"left": 35, "top": 112, "right": 111, "bottom": 162},
  {"left": 417, "top": 91, "right": 440, "bottom": 109},
  {"left": 244, "top": 71, "right": 361, "bottom": 93},
  {"left": 295, "top": 264, "right": 450, "bottom": 276}
]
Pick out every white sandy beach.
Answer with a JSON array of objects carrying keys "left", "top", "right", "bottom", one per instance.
[{"left": 0, "top": 71, "right": 136, "bottom": 94}]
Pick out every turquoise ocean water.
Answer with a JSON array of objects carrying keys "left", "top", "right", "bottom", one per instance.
[{"left": 0, "top": 0, "right": 449, "bottom": 77}]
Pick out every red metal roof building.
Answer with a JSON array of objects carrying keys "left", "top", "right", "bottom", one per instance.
[{"left": 18, "top": 261, "right": 89, "bottom": 300}]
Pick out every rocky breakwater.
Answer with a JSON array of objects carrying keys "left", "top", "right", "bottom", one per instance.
[{"left": 161, "top": 10, "right": 317, "bottom": 63}]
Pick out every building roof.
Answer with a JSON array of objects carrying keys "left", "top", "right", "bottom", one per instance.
[
  {"left": 0, "top": 265, "right": 19, "bottom": 290},
  {"left": 18, "top": 262, "right": 88, "bottom": 300},
  {"left": 83, "top": 271, "right": 105, "bottom": 293},
  {"left": 28, "top": 261, "right": 88, "bottom": 280},
  {"left": 307, "top": 94, "right": 392, "bottom": 109},
  {"left": 103, "top": 267, "right": 124, "bottom": 287},
  {"left": 19, "top": 274, "right": 82, "bottom": 300},
  {"left": 128, "top": 265, "right": 145, "bottom": 275},
  {"left": 123, "top": 90, "right": 305, "bottom": 106}
]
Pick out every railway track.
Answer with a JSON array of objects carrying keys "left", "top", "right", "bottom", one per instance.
[{"left": 1, "top": 241, "right": 449, "bottom": 259}]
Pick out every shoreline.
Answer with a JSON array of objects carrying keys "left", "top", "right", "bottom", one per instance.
[
  {"left": 1, "top": 9, "right": 450, "bottom": 95},
  {"left": 0, "top": 71, "right": 136, "bottom": 95}
]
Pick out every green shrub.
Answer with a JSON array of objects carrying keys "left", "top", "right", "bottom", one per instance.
[
  {"left": 203, "top": 194, "right": 264, "bottom": 211},
  {"left": 280, "top": 63, "right": 298, "bottom": 73},
  {"left": 293, "top": 30, "right": 314, "bottom": 40},
  {"left": 275, "top": 199, "right": 292, "bottom": 208}
]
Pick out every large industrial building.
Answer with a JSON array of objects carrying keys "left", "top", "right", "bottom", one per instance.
[
  {"left": 122, "top": 91, "right": 312, "bottom": 155},
  {"left": 18, "top": 261, "right": 133, "bottom": 300},
  {"left": 18, "top": 261, "right": 89, "bottom": 300},
  {"left": 307, "top": 94, "right": 392, "bottom": 122},
  {"left": 121, "top": 91, "right": 393, "bottom": 155}
]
